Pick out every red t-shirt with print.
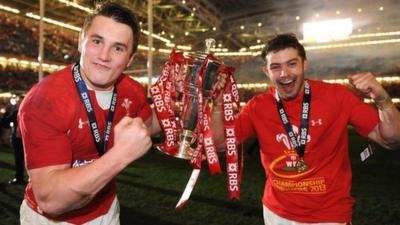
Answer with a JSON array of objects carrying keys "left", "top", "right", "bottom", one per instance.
[{"left": 235, "top": 79, "right": 379, "bottom": 223}]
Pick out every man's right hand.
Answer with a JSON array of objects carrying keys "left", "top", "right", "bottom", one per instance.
[{"left": 113, "top": 116, "right": 152, "bottom": 164}]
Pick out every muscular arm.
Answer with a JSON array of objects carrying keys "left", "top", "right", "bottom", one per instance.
[
  {"left": 348, "top": 72, "right": 400, "bottom": 149},
  {"left": 29, "top": 117, "right": 152, "bottom": 216},
  {"left": 29, "top": 151, "right": 128, "bottom": 216},
  {"left": 368, "top": 100, "right": 400, "bottom": 149}
]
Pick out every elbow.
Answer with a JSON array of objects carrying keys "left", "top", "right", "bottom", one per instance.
[
  {"left": 386, "top": 132, "right": 400, "bottom": 149},
  {"left": 380, "top": 136, "right": 400, "bottom": 150},
  {"left": 385, "top": 140, "right": 400, "bottom": 150},
  {"left": 36, "top": 199, "right": 66, "bottom": 216},
  {"left": 35, "top": 193, "right": 93, "bottom": 216}
]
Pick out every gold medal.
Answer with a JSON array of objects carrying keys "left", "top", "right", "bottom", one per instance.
[{"left": 296, "top": 159, "right": 308, "bottom": 172}]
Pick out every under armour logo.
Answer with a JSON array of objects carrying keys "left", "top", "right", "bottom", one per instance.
[
  {"left": 311, "top": 119, "right": 323, "bottom": 127},
  {"left": 78, "top": 118, "right": 89, "bottom": 129},
  {"left": 122, "top": 98, "right": 132, "bottom": 115}
]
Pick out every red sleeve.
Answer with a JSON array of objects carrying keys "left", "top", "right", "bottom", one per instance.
[
  {"left": 235, "top": 98, "right": 257, "bottom": 143},
  {"left": 342, "top": 86, "right": 379, "bottom": 137},
  {"left": 126, "top": 77, "right": 151, "bottom": 121},
  {"left": 137, "top": 93, "right": 151, "bottom": 122},
  {"left": 19, "top": 84, "right": 74, "bottom": 169}
]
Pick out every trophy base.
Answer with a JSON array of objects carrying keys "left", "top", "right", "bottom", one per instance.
[{"left": 155, "top": 145, "right": 192, "bottom": 160}]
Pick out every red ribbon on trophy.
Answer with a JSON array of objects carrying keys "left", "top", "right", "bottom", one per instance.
[{"left": 150, "top": 39, "right": 241, "bottom": 208}]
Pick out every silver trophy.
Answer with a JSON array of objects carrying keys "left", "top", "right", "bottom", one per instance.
[{"left": 177, "top": 39, "right": 221, "bottom": 159}]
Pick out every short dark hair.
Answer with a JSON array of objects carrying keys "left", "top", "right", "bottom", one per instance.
[
  {"left": 82, "top": 1, "right": 140, "bottom": 54},
  {"left": 261, "top": 33, "right": 306, "bottom": 63}
]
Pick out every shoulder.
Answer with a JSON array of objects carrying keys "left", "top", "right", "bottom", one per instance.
[
  {"left": 309, "top": 79, "right": 365, "bottom": 110},
  {"left": 245, "top": 86, "right": 275, "bottom": 109},
  {"left": 20, "top": 65, "right": 76, "bottom": 120},
  {"left": 26, "top": 65, "right": 74, "bottom": 98},
  {"left": 309, "top": 79, "right": 356, "bottom": 98},
  {"left": 117, "top": 74, "right": 147, "bottom": 99},
  {"left": 118, "top": 74, "right": 146, "bottom": 90}
]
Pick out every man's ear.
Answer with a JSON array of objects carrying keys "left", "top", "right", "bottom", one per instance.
[
  {"left": 262, "top": 65, "right": 271, "bottom": 79},
  {"left": 303, "top": 59, "right": 309, "bottom": 71}
]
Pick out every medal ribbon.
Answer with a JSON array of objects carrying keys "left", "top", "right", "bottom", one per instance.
[
  {"left": 221, "top": 66, "right": 241, "bottom": 199},
  {"left": 72, "top": 63, "right": 117, "bottom": 156},
  {"left": 276, "top": 80, "right": 311, "bottom": 158}
]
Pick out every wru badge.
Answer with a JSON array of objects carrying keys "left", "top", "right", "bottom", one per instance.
[{"left": 151, "top": 39, "right": 242, "bottom": 208}]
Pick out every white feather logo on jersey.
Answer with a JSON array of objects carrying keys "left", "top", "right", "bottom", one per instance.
[
  {"left": 276, "top": 125, "right": 311, "bottom": 150},
  {"left": 78, "top": 118, "right": 89, "bottom": 129},
  {"left": 122, "top": 98, "right": 132, "bottom": 115}
]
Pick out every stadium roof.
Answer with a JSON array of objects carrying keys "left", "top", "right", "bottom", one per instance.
[{"left": 1, "top": 0, "right": 399, "bottom": 52}]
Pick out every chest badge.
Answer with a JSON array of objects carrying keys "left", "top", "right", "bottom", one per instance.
[
  {"left": 122, "top": 98, "right": 132, "bottom": 115},
  {"left": 78, "top": 118, "right": 89, "bottom": 129}
]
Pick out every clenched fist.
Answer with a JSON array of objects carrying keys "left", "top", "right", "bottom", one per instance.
[
  {"left": 348, "top": 72, "right": 392, "bottom": 110},
  {"left": 348, "top": 72, "right": 389, "bottom": 100},
  {"left": 113, "top": 116, "right": 152, "bottom": 163}
]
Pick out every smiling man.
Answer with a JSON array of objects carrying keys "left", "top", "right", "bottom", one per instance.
[
  {"left": 213, "top": 33, "right": 400, "bottom": 224},
  {"left": 18, "top": 2, "right": 152, "bottom": 224}
]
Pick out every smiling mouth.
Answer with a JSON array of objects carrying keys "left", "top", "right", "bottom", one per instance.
[
  {"left": 279, "top": 78, "right": 295, "bottom": 85},
  {"left": 93, "top": 62, "right": 111, "bottom": 70}
]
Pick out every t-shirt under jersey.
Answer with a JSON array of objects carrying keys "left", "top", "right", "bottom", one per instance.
[
  {"left": 235, "top": 79, "right": 379, "bottom": 223},
  {"left": 18, "top": 65, "right": 151, "bottom": 224}
]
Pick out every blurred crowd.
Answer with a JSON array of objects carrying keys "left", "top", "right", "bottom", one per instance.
[
  {"left": 0, "top": 64, "right": 40, "bottom": 92},
  {"left": 0, "top": 11, "right": 79, "bottom": 63}
]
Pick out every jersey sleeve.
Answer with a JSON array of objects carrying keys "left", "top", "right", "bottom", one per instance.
[
  {"left": 136, "top": 86, "right": 152, "bottom": 121},
  {"left": 19, "top": 85, "right": 75, "bottom": 169},
  {"left": 341, "top": 86, "right": 379, "bottom": 137},
  {"left": 235, "top": 98, "right": 257, "bottom": 143},
  {"left": 128, "top": 79, "right": 151, "bottom": 121}
]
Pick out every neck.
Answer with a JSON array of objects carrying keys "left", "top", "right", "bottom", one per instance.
[{"left": 79, "top": 67, "right": 114, "bottom": 91}]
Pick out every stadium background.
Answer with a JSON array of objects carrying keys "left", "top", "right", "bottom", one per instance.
[{"left": 0, "top": 0, "right": 399, "bottom": 224}]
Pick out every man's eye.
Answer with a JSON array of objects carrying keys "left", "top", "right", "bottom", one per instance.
[
  {"left": 114, "top": 46, "right": 126, "bottom": 52},
  {"left": 92, "top": 39, "right": 101, "bottom": 44},
  {"left": 270, "top": 66, "right": 280, "bottom": 70}
]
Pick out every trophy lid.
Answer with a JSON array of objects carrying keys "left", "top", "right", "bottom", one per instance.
[
  {"left": 205, "top": 38, "right": 215, "bottom": 54},
  {"left": 190, "top": 38, "right": 220, "bottom": 62}
]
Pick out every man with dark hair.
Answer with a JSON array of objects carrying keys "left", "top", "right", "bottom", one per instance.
[
  {"left": 214, "top": 33, "right": 400, "bottom": 224},
  {"left": 18, "top": 2, "right": 152, "bottom": 224}
]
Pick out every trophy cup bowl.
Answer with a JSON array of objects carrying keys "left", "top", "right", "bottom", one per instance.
[{"left": 176, "top": 48, "right": 221, "bottom": 160}]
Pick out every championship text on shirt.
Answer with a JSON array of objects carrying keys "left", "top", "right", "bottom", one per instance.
[{"left": 272, "top": 177, "right": 327, "bottom": 193}]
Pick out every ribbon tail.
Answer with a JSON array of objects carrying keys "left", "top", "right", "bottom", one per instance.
[{"left": 175, "top": 169, "right": 201, "bottom": 209}]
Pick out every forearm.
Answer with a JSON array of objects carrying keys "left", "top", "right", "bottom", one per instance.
[
  {"left": 30, "top": 148, "right": 130, "bottom": 216},
  {"left": 375, "top": 95, "right": 400, "bottom": 149},
  {"left": 148, "top": 108, "right": 162, "bottom": 136}
]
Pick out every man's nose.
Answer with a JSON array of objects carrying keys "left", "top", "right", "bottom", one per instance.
[
  {"left": 280, "top": 66, "right": 289, "bottom": 77},
  {"left": 98, "top": 46, "right": 111, "bottom": 61}
]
